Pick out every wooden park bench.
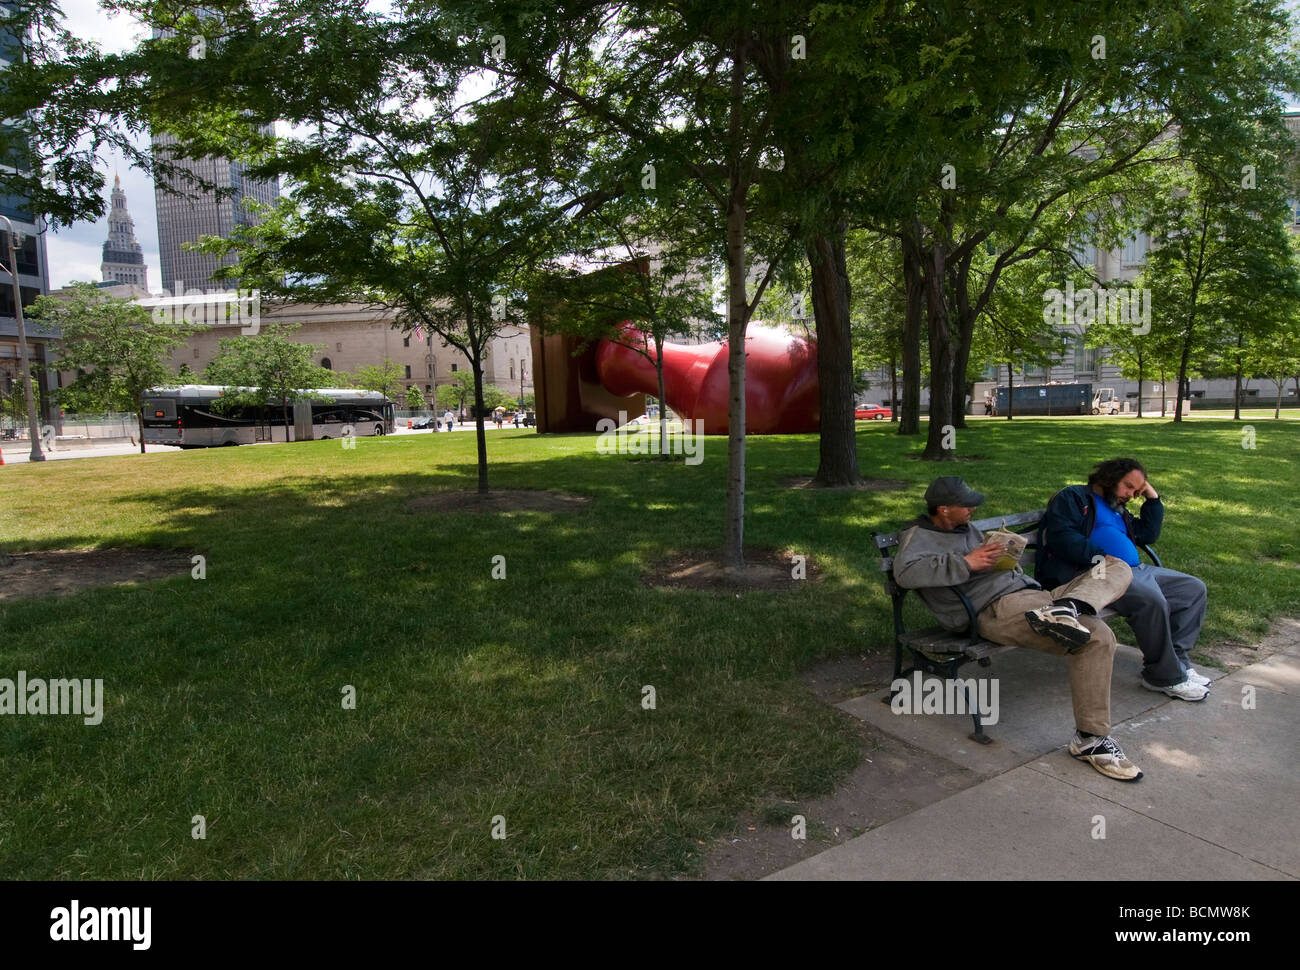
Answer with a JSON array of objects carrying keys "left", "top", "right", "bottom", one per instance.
[{"left": 872, "top": 509, "right": 1161, "bottom": 744}]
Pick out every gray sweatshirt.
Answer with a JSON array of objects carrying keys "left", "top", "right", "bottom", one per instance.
[{"left": 894, "top": 515, "right": 1040, "bottom": 631}]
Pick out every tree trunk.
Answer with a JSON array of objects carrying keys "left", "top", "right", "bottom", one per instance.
[
  {"left": 722, "top": 190, "right": 748, "bottom": 569},
  {"left": 1174, "top": 332, "right": 1192, "bottom": 423},
  {"left": 889, "top": 352, "right": 898, "bottom": 423},
  {"left": 1233, "top": 334, "right": 1243, "bottom": 421},
  {"left": 949, "top": 307, "right": 975, "bottom": 430},
  {"left": 808, "top": 221, "right": 862, "bottom": 485},
  {"left": 720, "top": 34, "right": 751, "bottom": 571},
  {"left": 656, "top": 342, "right": 668, "bottom": 457},
  {"left": 1005, "top": 361, "right": 1014, "bottom": 420},
  {"left": 1275, "top": 379, "right": 1283, "bottom": 419},
  {"left": 922, "top": 244, "right": 956, "bottom": 460},
  {"left": 898, "top": 224, "right": 923, "bottom": 436},
  {"left": 471, "top": 355, "right": 489, "bottom": 494},
  {"left": 138, "top": 411, "right": 146, "bottom": 453},
  {"left": 1136, "top": 354, "right": 1144, "bottom": 419}
]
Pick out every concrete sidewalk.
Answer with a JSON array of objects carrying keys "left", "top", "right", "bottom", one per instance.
[{"left": 767, "top": 638, "right": 1299, "bottom": 880}]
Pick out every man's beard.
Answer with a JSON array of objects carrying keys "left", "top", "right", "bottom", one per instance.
[{"left": 1105, "top": 485, "right": 1125, "bottom": 507}]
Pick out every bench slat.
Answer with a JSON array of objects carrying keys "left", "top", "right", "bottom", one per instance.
[
  {"left": 970, "top": 509, "right": 1045, "bottom": 532},
  {"left": 898, "top": 628, "right": 1019, "bottom": 662},
  {"left": 874, "top": 510, "right": 1047, "bottom": 554}
]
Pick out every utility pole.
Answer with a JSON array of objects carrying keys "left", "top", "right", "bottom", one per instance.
[{"left": 0, "top": 215, "right": 45, "bottom": 461}]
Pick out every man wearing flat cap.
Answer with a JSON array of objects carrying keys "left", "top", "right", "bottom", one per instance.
[{"left": 894, "top": 477, "right": 1142, "bottom": 782}]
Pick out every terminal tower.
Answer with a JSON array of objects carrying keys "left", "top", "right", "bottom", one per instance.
[{"left": 100, "top": 175, "right": 149, "bottom": 289}]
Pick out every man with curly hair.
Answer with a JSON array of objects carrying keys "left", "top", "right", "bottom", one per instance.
[{"left": 1036, "top": 458, "right": 1210, "bottom": 702}]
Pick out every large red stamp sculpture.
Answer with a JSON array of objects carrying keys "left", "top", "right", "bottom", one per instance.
[{"left": 594, "top": 325, "right": 820, "bottom": 435}]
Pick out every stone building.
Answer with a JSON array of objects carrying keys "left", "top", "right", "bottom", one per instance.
[{"left": 157, "top": 299, "right": 533, "bottom": 409}]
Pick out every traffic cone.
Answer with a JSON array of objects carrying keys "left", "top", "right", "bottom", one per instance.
[
  {"left": 0, "top": 446, "right": 4, "bottom": 465},
  {"left": 408, "top": 419, "right": 412, "bottom": 429}
]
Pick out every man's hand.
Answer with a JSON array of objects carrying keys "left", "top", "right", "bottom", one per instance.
[
  {"left": 964, "top": 539, "right": 1005, "bottom": 572},
  {"left": 1140, "top": 481, "right": 1158, "bottom": 500}
]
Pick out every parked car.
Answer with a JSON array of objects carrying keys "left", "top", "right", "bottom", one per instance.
[
  {"left": 411, "top": 416, "right": 435, "bottom": 430},
  {"left": 854, "top": 404, "right": 893, "bottom": 420},
  {"left": 522, "top": 410, "right": 536, "bottom": 427}
]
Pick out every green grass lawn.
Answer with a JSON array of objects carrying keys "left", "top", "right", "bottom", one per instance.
[{"left": 2, "top": 417, "right": 1297, "bottom": 879}]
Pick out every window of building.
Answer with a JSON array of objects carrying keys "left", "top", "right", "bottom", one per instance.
[
  {"left": 321, "top": 357, "right": 332, "bottom": 370},
  {"left": 451, "top": 363, "right": 458, "bottom": 372},
  {"left": 335, "top": 342, "right": 343, "bottom": 352},
  {"left": 1072, "top": 336, "right": 1098, "bottom": 377},
  {"left": 509, "top": 359, "right": 515, "bottom": 380},
  {"left": 403, "top": 336, "right": 410, "bottom": 347},
  {"left": 1121, "top": 232, "right": 1148, "bottom": 267},
  {"left": 404, "top": 365, "right": 411, "bottom": 379}
]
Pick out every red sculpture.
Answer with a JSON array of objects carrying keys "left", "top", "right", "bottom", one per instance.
[{"left": 595, "top": 325, "right": 820, "bottom": 434}]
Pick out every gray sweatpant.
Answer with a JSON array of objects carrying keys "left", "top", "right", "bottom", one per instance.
[{"left": 1109, "top": 564, "right": 1208, "bottom": 686}]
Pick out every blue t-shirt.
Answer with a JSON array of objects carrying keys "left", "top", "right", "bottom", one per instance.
[{"left": 1092, "top": 499, "right": 1140, "bottom": 565}]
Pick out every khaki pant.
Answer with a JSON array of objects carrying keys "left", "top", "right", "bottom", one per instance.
[{"left": 976, "top": 557, "right": 1133, "bottom": 736}]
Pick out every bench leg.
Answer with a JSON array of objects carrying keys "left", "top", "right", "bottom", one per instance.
[
  {"left": 966, "top": 681, "right": 993, "bottom": 745},
  {"left": 882, "top": 638, "right": 905, "bottom": 706}
]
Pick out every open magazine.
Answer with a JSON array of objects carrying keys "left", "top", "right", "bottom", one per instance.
[{"left": 985, "top": 526, "right": 1029, "bottom": 571}]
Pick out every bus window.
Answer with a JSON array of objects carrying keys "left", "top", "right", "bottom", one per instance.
[{"left": 146, "top": 399, "right": 176, "bottom": 421}]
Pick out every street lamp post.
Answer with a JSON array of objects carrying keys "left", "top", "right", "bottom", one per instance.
[{"left": 0, "top": 215, "right": 45, "bottom": 461}]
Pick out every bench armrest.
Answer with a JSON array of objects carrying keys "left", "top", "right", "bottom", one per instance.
[{"left": 953, "top": 585, "right": 981, "bottom": 640}]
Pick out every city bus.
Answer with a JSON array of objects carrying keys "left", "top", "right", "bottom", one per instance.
[{"left": 141, "top": 385, "right": 395, "bottom": 448}]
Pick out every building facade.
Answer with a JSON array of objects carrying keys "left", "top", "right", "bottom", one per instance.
[
  {"left": 151, "top": 128, "right": 280, "bottom": 296},
  {"left": 154, "top": 300, "right": 533, "bottom": 409}
]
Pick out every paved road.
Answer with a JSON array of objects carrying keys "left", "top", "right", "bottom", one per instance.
[
  {"left": 0, "top": 422, "right": 530, "bottom": 464},
  {"left": 0, "top": 441, "right": 182, "bottom": 463}
]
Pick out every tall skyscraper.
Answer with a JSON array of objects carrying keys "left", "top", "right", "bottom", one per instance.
[
  {"left": 100, "top": 175, "right": 148, "bottom": 289},
  {"left": 152, "top": 130, "right": 280, "bottom": 296},
  {"left": 150, "top": 13, "right": 279, "bottom": 296}
]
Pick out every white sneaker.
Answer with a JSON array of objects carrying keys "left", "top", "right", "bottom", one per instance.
[
  {"left": 1025, "top": 602, "right": 1091, "bottom": 650},
  {"left": 1141, "top": 675, "right": 1209, "bottom": 702},
  {"left": 1184, "top": 667, "right": 1211, "bottom": 687},
  {"left": 1069, "top": 733, "right": 1143, "bottom": 782}
]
